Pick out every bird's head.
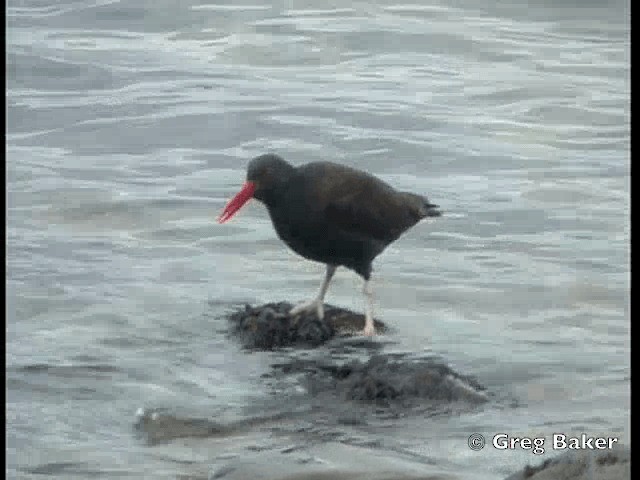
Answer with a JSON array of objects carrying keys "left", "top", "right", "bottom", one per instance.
[{"left": 218, "top": 153, "right": 295, "bottom": 223}]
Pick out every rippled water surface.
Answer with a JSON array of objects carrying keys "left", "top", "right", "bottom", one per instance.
[{"left": 7, "top": 1, "right": 630, "bottom": 479}]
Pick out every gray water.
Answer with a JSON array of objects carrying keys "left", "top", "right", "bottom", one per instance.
[{"left": 6, "top": 0, "right": 630, "bottom": 479}]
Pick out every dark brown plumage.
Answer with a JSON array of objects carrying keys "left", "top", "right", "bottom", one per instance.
[{"left": 218, "top": 153, "right": 441, "bottom": 335}]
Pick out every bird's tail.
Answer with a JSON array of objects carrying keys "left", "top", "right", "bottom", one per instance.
[
  {"left": 401, "top": 192, "right": 442, "bottom": 220},
  {"left": 422, "top": 197, "right": 442, "bottom": 218}
]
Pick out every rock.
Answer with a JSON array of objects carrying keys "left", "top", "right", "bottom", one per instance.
[
  {"left": 134, "top": 408, "right": 231, "bottom": 445},
  {"left": 504, "top": 444, "right": 630, "bottom": 480},
  {"left": 280, "top": 354, "right": 488, "bottom": 409},
  {"left": 227, "top": 302, "right": 387, "bottom": 350}
]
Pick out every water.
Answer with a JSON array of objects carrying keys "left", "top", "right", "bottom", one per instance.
[{"left": 6, "top": 0, "right": 630, "bottom": 479}]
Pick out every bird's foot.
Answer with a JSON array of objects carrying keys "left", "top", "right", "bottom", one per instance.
[{"left": 289, "top": 299, "right": 324, "bottom": 320}]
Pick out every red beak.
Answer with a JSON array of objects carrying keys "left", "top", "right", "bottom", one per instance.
[{"left": 217, "top": 181, "right": 256, "bottom": 223}]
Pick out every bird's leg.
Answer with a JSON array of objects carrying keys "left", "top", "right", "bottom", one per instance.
[
  {"left": 361, "top": 278, "right": 376, "bottom": 336},
  {"left": 290, "top": 265, "right": 337, "bottom": 319}
]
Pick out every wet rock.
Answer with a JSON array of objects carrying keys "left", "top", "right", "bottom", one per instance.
[
  {"left": 504, "top": 444, "right": 630, "bottom": 480},
  {"left": 271, "top": 354, "right": 488, "bottom": 410},
  {"left": 227, "top": 302, "right": 387, "bottom": 350},
  {"left": 133, "top": 408, "right": 302, "bottom": 446},
  {"left": 225, "top": 304, "right": 489, "bottom": 434},
  {"left": 134, "top": 408, "right": 231, "bottom": 445}
]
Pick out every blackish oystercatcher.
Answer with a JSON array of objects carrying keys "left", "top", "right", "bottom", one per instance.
[{"left": 218, "top": 154, "right": 441, "bottom": 336}]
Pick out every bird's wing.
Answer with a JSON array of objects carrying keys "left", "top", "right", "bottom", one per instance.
[{"left": 322, "top": 175, "right": 417, "bottom": 243}]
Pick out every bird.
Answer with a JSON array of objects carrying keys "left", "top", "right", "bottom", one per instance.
[{"left": 217, "top": 153, "right": 441, "bottom": 336}]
